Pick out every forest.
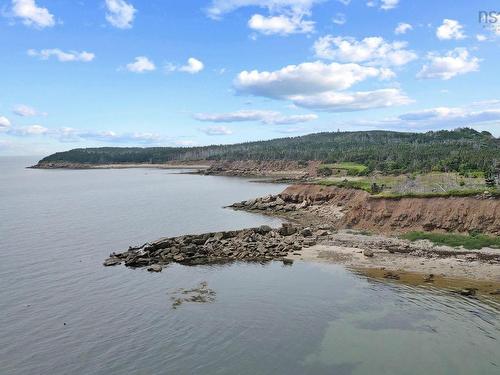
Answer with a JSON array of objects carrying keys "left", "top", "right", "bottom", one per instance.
[{"left": 38, "top": 128, "right": 499, "bottom": 174}]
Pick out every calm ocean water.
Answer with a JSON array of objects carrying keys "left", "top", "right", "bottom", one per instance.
[{"left": 0, "top": 157, "right": 499, "bottom": 375}]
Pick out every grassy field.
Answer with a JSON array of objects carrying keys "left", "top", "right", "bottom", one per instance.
[
  {"left": 314, "top": 171, "right": 496, "bottom": 197},
  {"left": 402, "top": 231, "right": 500, "bottom": 250},
  {"left": 318, "top": 162, "right": 368, "bottom": 176}
]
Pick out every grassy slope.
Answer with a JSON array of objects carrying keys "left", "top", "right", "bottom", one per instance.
[{"left": 402, "top": 231, "right": 500, "bottom": 250}]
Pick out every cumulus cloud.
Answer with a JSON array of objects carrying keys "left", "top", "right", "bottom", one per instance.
[
  {"left": 0, "top": 116, "right": 11, "bottom": 130},
  {"left": 206, "top": 0, "right": 322, "bottom": 19},
  {"left": 288, "top": 88, "right": 412, "bottom": 112},
  {"left": 363, "top": 104, "right": 500, "bottom": 133},
  {"left": 380, "top": 0, "right": 399, "bottom": 10},
  {"left": 417, "top": 48, "right": 479, "bottom": 80},
  {"left": 166, "top": 58, "right": 204, "bottom": 74},
  {"left": 28, "top": 49, "right": 95, "bottom": 62},
  {"left": 194, "top": 110, "right": 318, "bottom": 125},
  {"left": 9, "top": 124, "right": 48, "bottom": 136},
  {"left": 11, "top": 0, "right": 55, "bottom": 28},
  {"left": 179, "top": 58, "right": 204, "bottom": 74},
  {"left": 126, "top": 56, "right": 156, "bottom": 73},
  {"left": 199, "top": 126, "right": 233, "bottom": 135},
  {"left": 234, "top": 61, "right": 383, "bottom": 98},
  {"left": 234, "top": 61, "right": 410, "bottom": 112},
  {"left": 436, "top": 19, "right": 465, "bottom": 40},
  {"left": 105, "top": 0, "right": 136, "bottom": 29},
  {"left": 476, "top": 34, "right": 487, "bottom": 42},
  {"left": 394, "top": 22, "right": 412, "bottom": 35},
  {"left": 313, "top": 36, "right": 417, "bottom": 67},
  {"left": 206, "top": 0, "right": 322, "bottom": 35},
  {"left": 13, "top": 104, "right": 47, "bottom": 117},
  {"left": 51, "top": 128, "right": 161, "bottom": 144},
  {"left": 248, "top": 14, "right": 314, "bottom": 35},
  {"left": 366, "top": 0, "right": 399, "bottom": 10}
]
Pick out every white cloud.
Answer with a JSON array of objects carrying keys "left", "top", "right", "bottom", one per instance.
[
  {"left": 476, "top": 34, "right": 487, "bottom": 42},
  {"left": 394, "top": 22, "right": 412, "bottom": 35},
  {"left": 0, "top": 116, "right": 11, "bottom": 130},
  {"left": 313, "top": 36, "right": 417, "bottom": 67},
  {"left": 28, "top": 49, "right": 95, "bottom": 62},
  {"left": 366, "top": 0, "right": 398, "bottom": 10},
  {"left": 206, "top": 0, "right": 322, "bottom": 35},
  {"left": 11, "top": 0, "right": 55, "bottom": 28},
  {"left": 332, "top": 13, "right": 346, "bottom": 25},
  {"left": 126, "top": 56, "right": 155, "bottom": 73},
  {"left": 248, "top": 13, "right": 314, "bottom": 35},
  {"left": 13, "top": 104, "right": 47, "bottom": 117},
  {"left": 417, "top": 48, "right": 479, "bottom": 80},
  {"left": 194, "top": 110, "right": 318, "bottom": 125},
  {"left": 12, "top": 124, "right": 48, "bottom": 136},
  {"left": 199, "top": 126, "right": 233, "bottom": 135},
  {"left": 234, "top": 61, "right": 383, "bottom": 98},
  {"left": 380, "top": 0, "right": 399, "bottom": 10},
  {"left": 288, "top": 88, "right": 412, "bottom": 112},
  {"left": 179, "top": 58, "right": 204, "bottom": 74},
  {"left": 233, "top": 61, "right": 410, "bottom": 112},
  {"left": 336, "top": 0, "right": 351, "bottom": 5},
  {"left": 105, "top": 0, "right": 136, "bottom": 29},
  {"left": 436, "top": 19, "right": 465, "bottom": 40},
  {"left": 167, "top": 58, "right": 204, "bottom": 74},
  {"left": 206, "top": 0, "right": 322, "bottom": 19},
  {"left": 55, "top": 128, "right": 161, "bottom": 144},
  {"left": 368, "top": 104, "right": 500, "bottom": 133}
]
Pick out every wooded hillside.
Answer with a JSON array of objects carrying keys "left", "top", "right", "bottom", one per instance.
[{"left": 37, "top": 128, "right": 499, "bottom": 174}]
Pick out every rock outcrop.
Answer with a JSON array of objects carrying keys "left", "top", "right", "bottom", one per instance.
[
  {"left": 232, "top": 184, "right": 500, "bottom": 235},
  {"left": 103, "top": 223, "right": 329, "bottom": 268}
]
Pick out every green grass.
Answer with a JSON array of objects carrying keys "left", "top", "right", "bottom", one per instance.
[
  {"left": 317, "top": 179, "right": 372, "bottom": 192},
  {"left": 372, "top": 188, "right": 500, "bottom": 199},
  {"left": 318, "top": 162, "right": 368, "bottom": 176},
  {"left": 402, "top": 231, "right": 500, "bottom": 250}
]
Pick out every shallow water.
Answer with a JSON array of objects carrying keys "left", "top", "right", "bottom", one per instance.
[{"left": 1, "top": 157, "right": 499, "bottom": 375}]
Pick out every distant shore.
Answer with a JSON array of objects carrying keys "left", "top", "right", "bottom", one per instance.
[{"left": 30, "top": 162, "right": 211, "bottom": 170}]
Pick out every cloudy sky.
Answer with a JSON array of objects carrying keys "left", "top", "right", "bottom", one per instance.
[{"left": 0, "top": 0, "right": 499, "bottom": 155}]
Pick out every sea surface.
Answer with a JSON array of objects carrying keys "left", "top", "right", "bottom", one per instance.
[{"left": 1, "top": 156, "right": 499, "bottom": 375}]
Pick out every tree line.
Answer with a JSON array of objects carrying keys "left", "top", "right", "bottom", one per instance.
[{"left": 39, "top": 128, "right": 500, "bottom": 174}]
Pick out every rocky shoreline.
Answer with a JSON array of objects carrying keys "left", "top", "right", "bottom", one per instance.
[
  {"left": 104, "top": 223, "right": 323, "bottom": 270},
  {"left": 104, "top": 183, "right": 500, "bottom": 295}
]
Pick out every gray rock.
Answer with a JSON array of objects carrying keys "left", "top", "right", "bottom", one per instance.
[
  {"left": 363, "top": 249, "right": 374, "bottom": 257},
  {"left": 301, "top": 228, "right": 313, "bottom": 237},
  {"left": 147, "top": 264, "right": 162, "bottom": 272},
  {"left": 103, "top": 257, "right": 121, "bottom": 267}
]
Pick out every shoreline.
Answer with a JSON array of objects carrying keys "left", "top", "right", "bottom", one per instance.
[
  {"left": 30, "top": 162, "right": 212, "bottom": 170},
  {"left": 54, "top": 168, "right": 495, "bottom": 295}
]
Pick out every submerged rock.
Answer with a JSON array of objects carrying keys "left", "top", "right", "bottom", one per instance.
[
  {"left": 147, "top": 264, "right": 162, "bottom": 272},
  {"left": 103, "top": 257, "right": 121, "bottom": 266}
]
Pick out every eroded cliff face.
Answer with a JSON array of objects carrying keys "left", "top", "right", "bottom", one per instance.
[
  {"left": 239, "top": 184, "right": 500, "bottom": 235},
  {"left": 203, "top": 160, "right": 321, "bottom": 178}
]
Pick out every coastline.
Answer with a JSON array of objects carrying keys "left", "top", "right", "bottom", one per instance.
[
  {"left": 35, "top": 161, "right": 500, "bottom": 295},
  {"left": 30, "top": 162, "right": 212, "bottom": 170},
  {"left": 103, "top": 182, "right": 500, "bottom": 298}
]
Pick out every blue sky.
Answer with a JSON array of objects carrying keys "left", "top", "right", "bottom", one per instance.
[{"left": 0, "top": 0, "right": 499, "bottom": 155}]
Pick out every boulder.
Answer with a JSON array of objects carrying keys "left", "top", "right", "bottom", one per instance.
[
  {"left": 363, "top": 249, "right": 374, "bottom": 257},
  {"left": 147, "top": 264, "right": 162, "bottom": 272},
  {"left": 103, "top": 257, "right": 121, "bottom": 267},
  {"left": 301, "top": 228, "right": 313, "bottom": 237},
  {"left": 256, "top": 225, "right": 272, "bottom": 235},
  {"left": 279, "top": 223, "right": 297, "bottom": 236}
]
